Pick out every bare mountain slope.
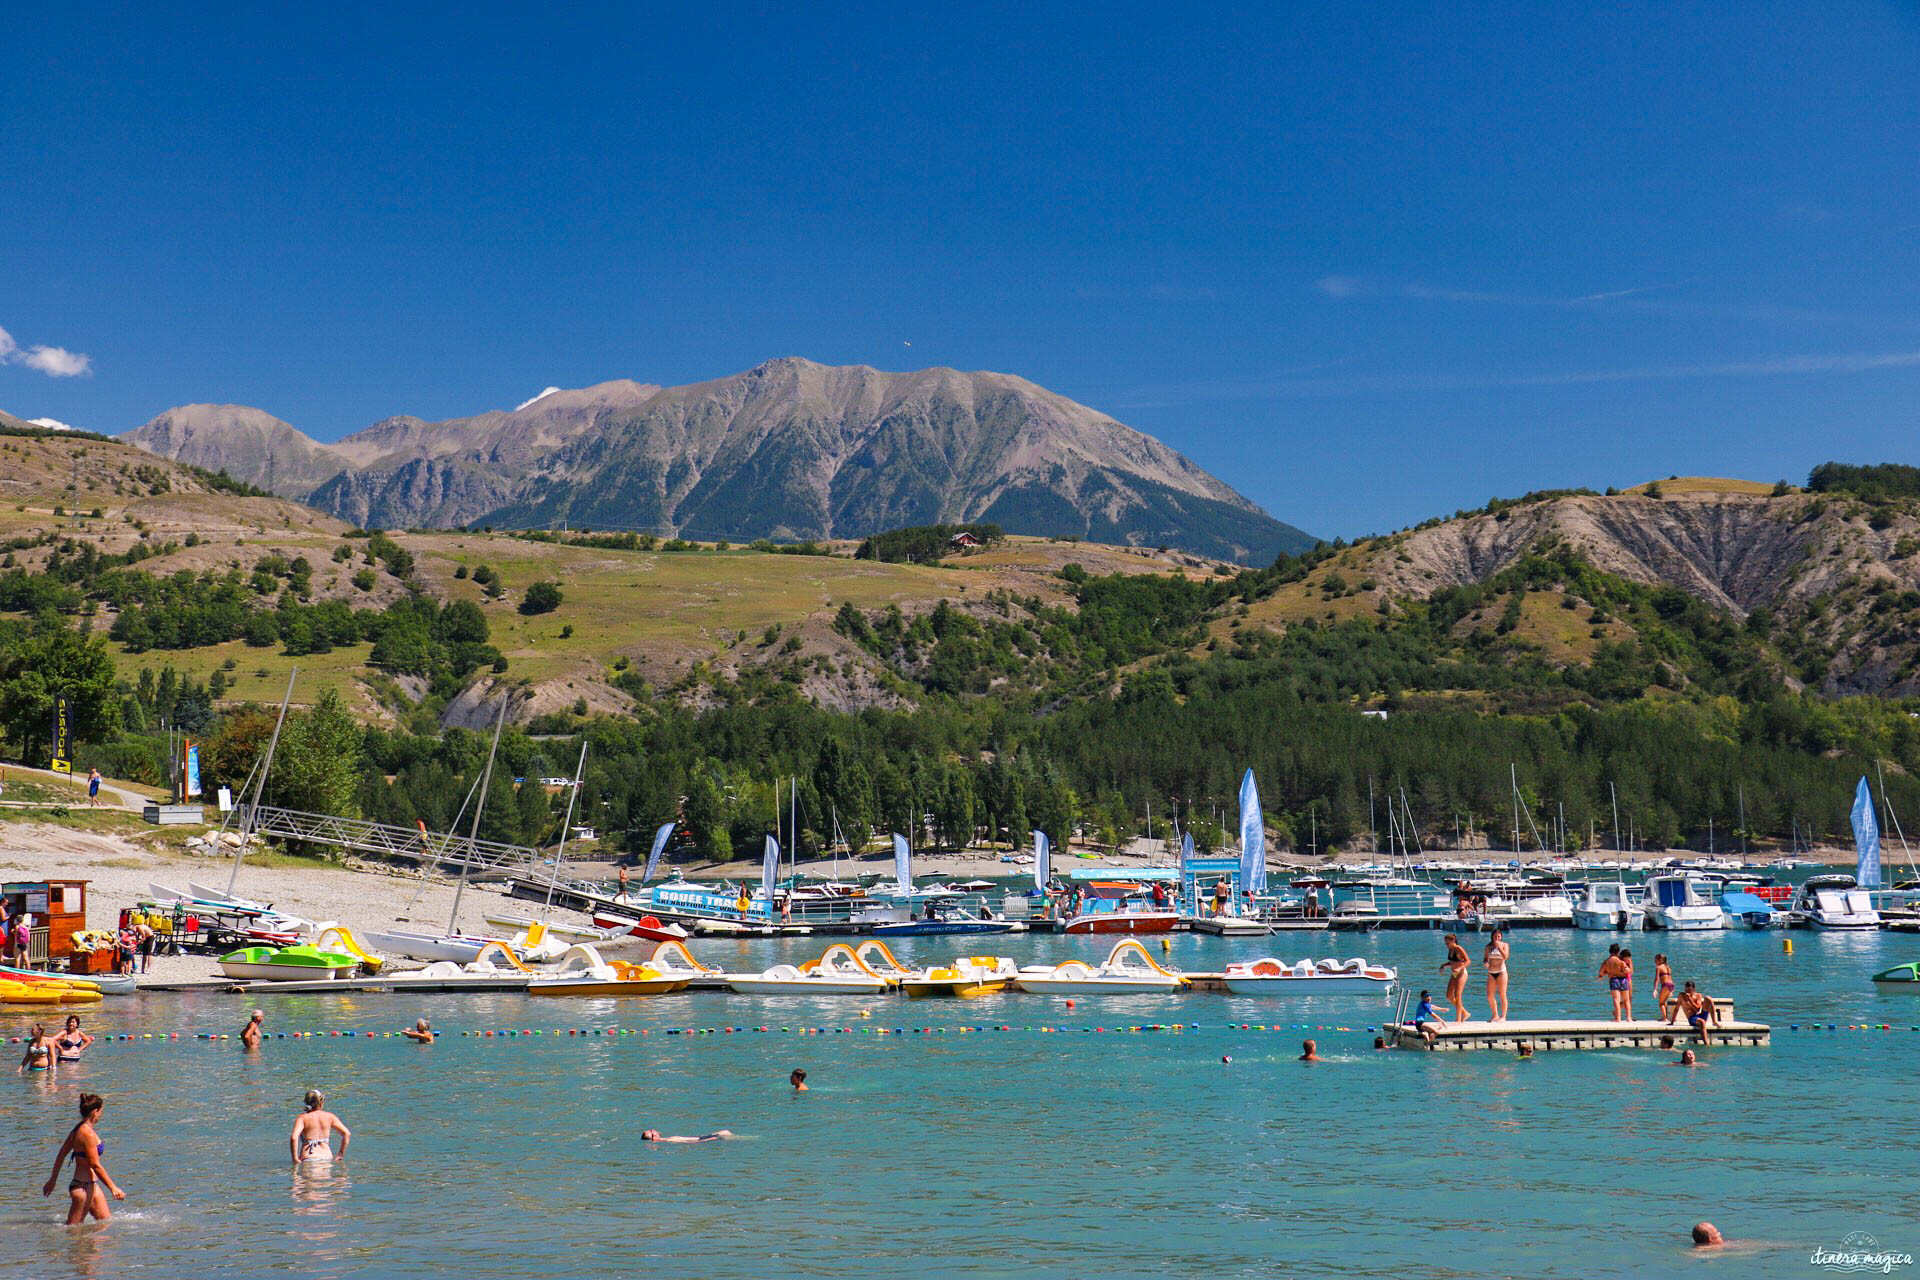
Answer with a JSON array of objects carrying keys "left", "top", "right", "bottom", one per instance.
[
  {"left": 121, "top": 359, "right": 1313, "bottom": 563},
  {"left": 122, "top": 404, "right": 349, "bottom": 495}
]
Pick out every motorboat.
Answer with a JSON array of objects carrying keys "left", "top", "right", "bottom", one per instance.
[
  {"left": 1572, "top": 882, "right": 1642, "bottom": 931},
  {"left": 1059, "top": 881, "right": 1180, "bottom": 934},
  {"left": 358, "top": 929, "right": 497, "bottom": 964},
  {"left": 526, "top": 944, "right": 690, "bottom": 997},
  {"left": 1718, "top": 891, "right": 1780, "bottom": 930},
  {"left": 1643, "top": 874, "right": 1728, "bottom": 931},
  {"left": 872, "top": 910, "right": 1015, "bottom": 937},
  {"left": 1327, "top": 900, "right": 1382, "bottom": 932},
  {"left": 1789, "top": 875, "right": 1882, "bottom": 931},
  {"left": 589, "top": 910, "right": 691, "bottom": 943},
  {"left": 900, "top": 955, "right": 1021, "bottom": 998},
  {"left": 217, "top": 943, "right": 362, "bottom": 982},
  {"left": 726, "top": 944, "right": 895, "bottom": 995},
  {"left": 1013, "top": 939, "right": 1185, "bottom": 994},
  {"left": 1220, "top": 956, "right": 1397, "bottom": 995}
]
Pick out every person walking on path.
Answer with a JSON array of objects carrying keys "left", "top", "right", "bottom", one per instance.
[
  {"left": 1482, "top": 929, "right": 1510, "bottom": 1021},
  {"left": 1597, "top": 945, "right": 1630, "bottom": 1021},
  {"left": 1439, "top": 934, "right": 1471, "bottom": 1021},
  {"left": 86, "top": 768, "right": 102, "bottom": 807},
  {"left": 43, "top": 1093, "right": 124, "bottom": 1223}
]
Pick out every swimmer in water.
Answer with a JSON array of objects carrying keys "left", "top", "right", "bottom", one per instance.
[
  {"left": 1692, "top": 1222, "right": 1724, "bottom": 1247},
  {"left": 20, "top": 1023, "right": 57, "bottom": 1074},
  {"left": 642, "top": 1129, "right": 734, "bottom": 1144},
  {"left": 1299, "top": 1039, "right": 1323, "bottom": 1062},
  {"left": 401, "top": 1018, "right": 433, "bottom": 1043},
  {"left": 44, "top": 1092, "right": 123, "bottom": 1223},
  {"left": 1516, "top": 1042, "right": 1534, "bottom": 1059},
  {"left": 241, "top": 1009, "right": 265, "bottom": 1049},
  {"left": 1373, "top": 1037, "right": 1387, "bottom": 1051},
  {"left": 55, "top": 1014, "right": 94, "bottom": 1063},
  {"left": 290, "top": 1090, "right": 351, "bottom": 1167},
  {"left": 789, "top": 1068, "right": 807, "bottom": 1092},
  {"left": 1674, "top": 1049, "right": 1697, "bottom": 1067}
]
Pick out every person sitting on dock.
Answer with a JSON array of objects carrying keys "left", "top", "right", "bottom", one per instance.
[
  {"left": 1439, "top": 934, "right": 1471, "bottom": 1022},
  {"left": 401, "top": 1019, "right": 433, "bottom": 1044},
  {"left": 1410, "top": 990, "right": 1445, "bottom": 1045},
  {"left": 241, "top": 1009, "right": 265, "bottom": 1050},
  {"left": 1668, "top": 982, "right": 1720, "bottom": 1044},
  {"left": 1298, "top": 1040, "right": 1323, "bottom": 1062}
]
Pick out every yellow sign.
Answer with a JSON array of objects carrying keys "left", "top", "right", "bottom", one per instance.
[{"left": 52, "top": 693, "right": 72, "bottom": 773}]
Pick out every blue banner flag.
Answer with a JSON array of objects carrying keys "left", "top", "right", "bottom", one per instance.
[
  {"left": 644, "top": 821, "right": 675, "bottom": 884},
  {"left": 1033, "top": 829, "right": 1050, "bottom": 890},
  {"left": 1238, "top": 769, "right": 1266, "bottom": 895},
  {"left": 892, "top": 832, "right": 912, "bottom": 893},
  {"left": 1852, "top": 775, "right": 1882, "bottom": 889}
]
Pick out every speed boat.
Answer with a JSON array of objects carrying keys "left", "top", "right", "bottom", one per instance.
[
  {"left": 872, "top": 910, "right": 1015, "bottom": 937},
  {"left": 526, "top": 944, "right": 690, "bottom": 997},
  {"left": 1220, "top": 956, "right": 1397, "bottom": 995},
  {"left": 1718, "top": 891, "right": 1780, "bottom": 930},
  {"left": 1013, "top": 939, "right": 1185, "bottom": 994},
  {"left": 1643, "top": 874, "right": 1728, "bottom": 931},
  {"left": 1789, "top": 875, "right": 1882, "bottom": 930},
  {"left": 217, "top": 943, "right": 362, "bottom": 982},
  {"left": 726, "top": 943, "right": 894, "bottom": 995},
  {"left": 1573, "top": 882, "right": 1642, "bottom": 931},
  {"left": 900, "top": 955, "right": 1021, "bottom": 998}
]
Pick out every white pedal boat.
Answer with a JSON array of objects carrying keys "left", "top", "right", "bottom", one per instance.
[
  {"left": 1014, "top": 939, "right": 1185, "bottom": 994},
  {"left": 1221, "top": 956, "right": 1397, "bottom": 995},
  {"left": 726, "top": 943, "right": 894, "bottom": 994}
]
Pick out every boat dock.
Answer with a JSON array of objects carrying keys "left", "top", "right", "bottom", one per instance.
[{"left": 1385, "top": 1008, "right": 1768, "bottom": 1051}]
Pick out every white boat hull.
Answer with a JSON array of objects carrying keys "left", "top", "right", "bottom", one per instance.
[
  {"left": 358, "top": 931, "right": 489, "bottom": 963},
  {"left": 1222, "top": 974, "right": 1393, "bottom": 995},
  {"left": 725, "top": 978, "right": 889, "bottom": 995},
  {"left": 1572, "top": 908, "right": 1641, "bottom": 931},
  {"left": 1645, "top": 910, "right": 1727, "bottom": 932},
  {"left": 1014, "top": 976, "right": 1180, "bottom": 994}
]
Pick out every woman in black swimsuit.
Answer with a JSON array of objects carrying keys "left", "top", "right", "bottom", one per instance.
[
  {"left": 43, "top": 1092, "right": 124, "bottom": 1223},
  {"left": 55, "top": 1014, "right": 93, "bottom": 1063}
]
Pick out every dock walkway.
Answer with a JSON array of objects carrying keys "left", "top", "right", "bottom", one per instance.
[{"left": 1386, "top": 1012, "right": 1768, "bottom": 1051}]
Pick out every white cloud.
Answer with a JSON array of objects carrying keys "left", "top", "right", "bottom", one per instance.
[
  {"left": 0, "top": 323, "right": 92, "bottom": 377},
  {"left": 27, "top": 416, "right": 74, "bottom": 432},
  {"left": 514, "top": 386, "right": 562, "bottom": 411},
  {"left": 1314, "top": 275, "right": 1364, "bottom": 299},
  {"left": 21, "top": 346, "right": 90, "bottom": 377}
]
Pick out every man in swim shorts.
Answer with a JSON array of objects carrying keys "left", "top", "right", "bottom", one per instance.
[
  {"left": 1597, "top": 945, "right": 1629, "bottom": 1022},
  {"left": 242, "top": 1009, "right": 265, "bottom": 1049},
  {"left": 1668, "top": 981, "right": 1719, "bottom": 1044}
]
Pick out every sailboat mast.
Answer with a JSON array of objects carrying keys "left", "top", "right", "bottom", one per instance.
[
  {"left": 545, "top": 739, "right": 588, "bottom": 906},
  {"left": 449, "top": 692, "right": 510, "bottom": 934}
]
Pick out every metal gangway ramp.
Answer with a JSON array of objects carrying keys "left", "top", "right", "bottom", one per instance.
[{"left": 239, "top": 804, "right": 547, "bottom": 881}]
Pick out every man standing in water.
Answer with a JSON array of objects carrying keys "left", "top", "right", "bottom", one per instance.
[
  {"left": 291, "top": 1089, "right": 351, "bottom": 1166},
  {"left": 241, "top": 1009, "right": 265, "bottom": 1049},
  {"left": 1482, "top": 928, "right": 1510, "bottom": 1021},
  {"left": 1438, "top": 934, "right": 1471, "bottom": 1021}
]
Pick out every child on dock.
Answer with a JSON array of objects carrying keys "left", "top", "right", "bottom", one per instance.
[{"left": 1410, "top": 990, "right": 1444, "bottom": 1046}]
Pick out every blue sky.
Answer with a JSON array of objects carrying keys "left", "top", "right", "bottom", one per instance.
[{"left": 4, "top": 2, "right": 1917, "bottom": 539}]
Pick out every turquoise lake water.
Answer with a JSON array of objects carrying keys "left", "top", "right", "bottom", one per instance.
[{"left": 5, "top": 927, "right": 1918, "bottom": 1278}]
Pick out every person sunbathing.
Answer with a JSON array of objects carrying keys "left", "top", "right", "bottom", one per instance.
[{"left": 642, "top": 1129, "right": 734, "bottom": 1144}]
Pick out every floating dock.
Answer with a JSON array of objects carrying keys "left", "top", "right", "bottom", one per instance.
[{"left": 1385, "top": 1010, "right": 1768, "bottom": 1051}]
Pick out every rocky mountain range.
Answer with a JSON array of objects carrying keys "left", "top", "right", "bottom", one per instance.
[{"left": 120, "top": 358, "right": 1314, "bottom": 563}]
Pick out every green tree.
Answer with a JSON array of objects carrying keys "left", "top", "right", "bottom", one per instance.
[
  {"left": 0, "top": 617, "right": 121, "bottom": 761},
  {"left": 520, "top": 581, "right": 563, "bottom": 615},
  {"left": 263, "top": 688, "right": 363, "bottom": 818}
]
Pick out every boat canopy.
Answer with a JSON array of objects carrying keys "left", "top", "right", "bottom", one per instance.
[
  {"left": 1064, "top": 866, "right": 1179, "bottom": 883},
  {"left": 1718, "top": 891, "right": 1774, "bottom": 917}
]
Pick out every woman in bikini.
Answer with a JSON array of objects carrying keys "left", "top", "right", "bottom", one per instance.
[
  {"left": 1653, "top": 953, "right": 1675, "bottom": 1020},
  {"left": 290, "top": 1089, "right": 352, "bottom": 1167},
  {"left": 42, "top": 1092, "right": 124, "bottom": 1223},
  {"left": 1618, "top": 948, "right": 1636, "bottom": 1020},
  {"left": 55, "top": 1014, "right": 94, "bottom": 1063},
  {"left": 19, "top": 1023, "right": 56, "bottom": 1075}
]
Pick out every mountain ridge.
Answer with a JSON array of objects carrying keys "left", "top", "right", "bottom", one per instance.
[{"left": 120, "top": 358, "right": 1314, "bottom": 563}]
